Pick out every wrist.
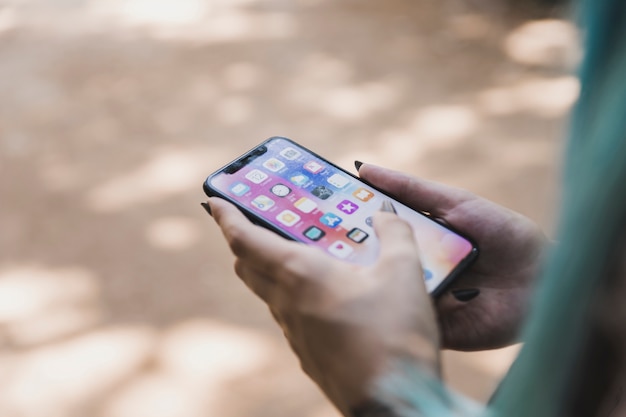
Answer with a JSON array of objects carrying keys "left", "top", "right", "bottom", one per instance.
[{"left": 349, "top": 400, "right": 397, "bottom": 417}]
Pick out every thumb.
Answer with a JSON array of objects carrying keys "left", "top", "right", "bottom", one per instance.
[{"left": 373, "top": 210, "right": 423, "bottom": 274}]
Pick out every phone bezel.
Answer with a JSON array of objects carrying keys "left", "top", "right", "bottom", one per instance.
[{"left": 203, "top": 136, "right": 478, "bottom": 296}]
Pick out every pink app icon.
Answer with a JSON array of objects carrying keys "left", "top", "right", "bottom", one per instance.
[{"left": 304, "top": 161, "right": 324, "bottom": 174}]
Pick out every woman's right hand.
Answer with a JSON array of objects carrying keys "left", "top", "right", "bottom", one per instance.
[{"left": 359, "top": 164, "right": 549, "bottom": 351}]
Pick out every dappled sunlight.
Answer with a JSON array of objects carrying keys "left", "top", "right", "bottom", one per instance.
[
  {"left": 94, "top": 0, "right": 211, "bottom": 27},
  {"left": 222, "top": 62, "right": 264, "bottom": 92},
  {"left": 447, "top": 14, "right": 492, "bottom": 41},
  {"left": 376, "top": 129, "right": 428, "bottom": 165},
  {"left": 2, "top": 316, "right": 281, "bottom": 417},
  {"left": 215, "top": 95, "right": 255, "bottom": 125},
  {"left": 103, "top": 320, "right": 276, "bottom": 417},
  {"left": 1, "top": 0, "right": 297, "bottom": 43},
  {"left": 3, "top": 326, "right": 156, "bottom": 417},
  {"left": 359, "top": 105, "right": 479, "bottom": 166},
  {"left": 0, "top": 7, "right": 18, "bottom": 33},
  {"left": 39, "top": 155, "right": 82, "bottom": 193},
  {"left": 478, "top": 76, "right": 579, "bottom": 117},
  {"left": 409, "top": 105, "right": 479, "bottom": 146},
  {"left": 483, "top": 137, "right": 557, "bottom": 169},
  {"left": 156, "top": 319, "right": 274, "bottom": 382},
  {"left": 321, "top": 83, "right": 399, "bottom": 121},
  {"left": 103, "top": 373, "right": 210, "bottom": 417},
  {"left": 87, "top": 0, "right": 297, "bottom": 43},
  {"left": 504, "top": 19, "right": 580, "bottom": 68},
  {"left": 288, "top": 70, "right": 400, "bottom": 121},
  {"left": 85, "top": 147, "right": 230, "bottom": 213},
  {"left": 0, "top": 267, "right": 102, "bottom": 346},
  {"left": 146, "top": 217, "right": 201, "bottom": 251},
  {"left": 284, "top": 52, "right": 401, "bottom": 121}
]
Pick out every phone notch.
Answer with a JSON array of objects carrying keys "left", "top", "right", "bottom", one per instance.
[{"left": 224, "top": 145, "right": 268, "bottom": 174}]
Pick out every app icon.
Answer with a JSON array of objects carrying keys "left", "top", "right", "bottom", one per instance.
[
  {"left": 347, "top": 228, "right": 369, "bottom": 243},
  {"left": 365, "top": 216, "right": 374, "bottom": 227},
  {"left": 327, "top": 173, "right": 350, "bottom": 189},
  {"left": 328, "top": 240, "right": 354, "bottom": 259},
  {"left": 294, "top": 197, "right": 318, "bottom": 213},
  {"left": 311, "top": 185, "right": 334, "bottom": 200},
  {"left": 423, "top": 269, "right": 433, "bottom": 281},
  {"left": 229, "top": 182, "right": 250, "bottom": 196},
  {"left": 263, "top": 158, "right": 285, "bottom": 172},
  {"left": 319, "top": 212, "right": 343, "bottom": 228},
  {"left": 304, "top": 226, "right": 325, "bottom": 241},
  {"left": 304, "top": 161, "right": 324, "bottom": 174},
  {"left": 289, "top": 173, "right": 310, "bottom": 187},
  {"left": 353, "top": 187, "right": 375, "bottom": 202},
  {"left": 280, "top": 147, "right": 301, "bottom": 160},
  {"left": 270, "top": 184, "right": 291, "bottom": 197},
  {"left": 276, "top": 210, "right": 301, "bottom": 227},
  {"left": 251, "top": 195, "right": 275, "bottom": 211},
  {"left": 245, "top": 169, "right": 268, "bottom": 184},
  {"left": 337, "top": 199, "right": 359, "bottom": 215}
]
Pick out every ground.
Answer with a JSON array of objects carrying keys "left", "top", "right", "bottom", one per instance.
[{"left": 0, "top": 1, "right": 576, "bottom": 416}]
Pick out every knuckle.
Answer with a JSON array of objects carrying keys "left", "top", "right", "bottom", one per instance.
[
  {"left": 278, "top": 248, "right": 311, "bottom": 279},
  {"left": 279, "top": 256, "right": 322, "bottom": 300},
  {"left": 233, "top": 258, "right": 247, "bottom": 278}
]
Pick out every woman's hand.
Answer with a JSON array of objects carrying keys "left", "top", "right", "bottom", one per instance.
[
  {"left": 358, "top": 164, "right": 549, "bottom": 351},
  {"left": 208, "top": 197, "right": 441, "bottom": 415}
]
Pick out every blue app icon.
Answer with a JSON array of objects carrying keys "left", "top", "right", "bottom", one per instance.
[
  {"left": 304, "top": 226, "right": 325, "bottom": 241},
  {"left": 423, "top": 269, "right": 433, "bottom": 281},
  {"left": 319, "top": 212, "right": 343, "bottom": 229}
]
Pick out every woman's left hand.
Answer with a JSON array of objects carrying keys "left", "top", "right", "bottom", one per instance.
[{"left": 208, "top": 197, "right": 441, "bottom": 416}]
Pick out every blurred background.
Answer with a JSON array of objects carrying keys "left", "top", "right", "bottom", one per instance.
[{"left": 0, "top": 0, "right": 579, "bottom": 416}]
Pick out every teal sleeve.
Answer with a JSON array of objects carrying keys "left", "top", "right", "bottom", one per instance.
[{"left": 371, "top": 359, "right": 485, "bottom": 417}]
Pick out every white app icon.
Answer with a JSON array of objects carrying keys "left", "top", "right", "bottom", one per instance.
[
  {"left": 276, "top": 210, "right": 301, "bottom": 227},
  {"left": 251, "top": 195, "right": 275, "bottom": 211},
  {"left": 280, "top": 147, "right": 301, "bottom": 160},
  {"left": 245, "top": 169, "right": 268, "bottom": 184},
  {"left": 263, "top": 158, "right": 285, "bottom": 172},
  {"left": 328, "top": 240, "right": 354, "bottom": 259},
  {"left": 294, "top": 197, "right": 318, "bottom": 213},
  {"left": 327, "top": 173, "right": 350, "bottom": 189},
  {"left": 270, "top": 184, "right": 291, "bottom": 197}
]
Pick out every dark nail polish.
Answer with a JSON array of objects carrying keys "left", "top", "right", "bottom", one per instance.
[
  {"left": 379, "top": 200, "right": 398, "bottom": 214},
  {"left": 200, "top": 202, "right": 212, "bottom": 216},
  {"left": 451, "top": 289, "right": 480, "bottom": 302},
  {"left": 354, "top": 160, "right": 363, "bottom": 171}
]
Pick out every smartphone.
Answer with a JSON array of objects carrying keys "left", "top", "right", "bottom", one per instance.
[{"left": 204, "top": 136, "right": 477, "bottom": 295}]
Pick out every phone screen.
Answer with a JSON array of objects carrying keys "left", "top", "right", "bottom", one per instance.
[{"left": 205, "top": 137, "right": 477, "bottom": 294}]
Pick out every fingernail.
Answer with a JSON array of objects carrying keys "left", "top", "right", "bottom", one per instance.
[
  {"left": 379, "top": 200, "right": 397, "bottom": 214},
  {"left": 451, "top": 289, "right": 480, "bottom": 302},
  {"left": 354, "top": 160, "right": 363, "bottom": 171},
  {"left": 200, "top": 202, "right": 212, "bottom": 216}
]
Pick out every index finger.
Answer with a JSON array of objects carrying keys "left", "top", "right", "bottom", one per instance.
[{"left": 358, "top": 164, "right": 472, "bottom": 217}]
